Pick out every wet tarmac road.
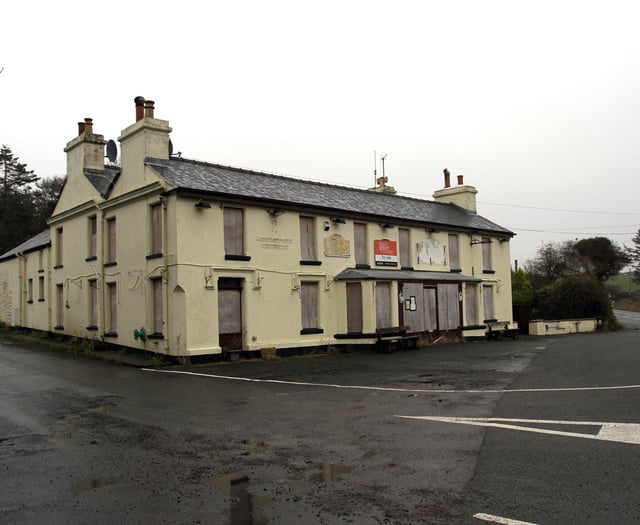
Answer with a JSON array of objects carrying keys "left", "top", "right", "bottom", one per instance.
[{"left": 1, "top": 319, "right": 639, "bottom": 524}]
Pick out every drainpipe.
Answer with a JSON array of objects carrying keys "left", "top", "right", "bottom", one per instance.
[
  {"left": 99, "top": 210, "right": 106, "bottom": 337},
  {"left": 161, "top": 196, "right": 170, "bottom": 354}
]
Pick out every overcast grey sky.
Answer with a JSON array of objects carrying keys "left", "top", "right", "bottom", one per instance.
[{"left": 2, "top": 0, "right": 639, "bottom": 265}]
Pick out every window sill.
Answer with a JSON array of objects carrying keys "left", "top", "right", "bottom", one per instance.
[
  {"left": 38, "top": 269, "right": 44, "bottom": 273},
  {"left": 355, "top": 263, "right": 371, "bottom": 269},
  {"left": 450, "top": 268, "right": 462, "bottom": 273},
  {"left": 300, "top": 328, "right": 324, "bottom": 335},
  {"left": 85, "top": 256, "right": 98, "bottom": 262},
  {"left": 225, "top": 254, "right": 251, "bottom": 261},
  {"left": 27, "top": 300, "right": 33, "bottom": 304},
  {"left": 103, "top": 261, "right": 117, "bottom": 268},
  {"left": 53, "top": 264, "right": 63, "bottom": 270},
  {"left": 482, "top": 270, "right": 496, "bottom": 274},
  {"left": 300, "top": 260, "right": 322, "bottom": 266},
  {"left": 146, "top": 253, "right": 163, "bottom": 260},
  {"left": 104, "top": 332, "right": 118, "bottom": 338},
  {"left": 334, "top": 332, "right": 375, "bottom": 339},
  {"left": 147, "top": 333, "right": 164, "bottom": 340},
  {"left": 54, "top": 325, "right": 64, "bottom": 331},
  {"left": 86, "top": 325, "right": 99, "bottom": 331},
  {"left": 38, "top": 299, "right": 45, "bottom": 302},
  {"left": 400, "top": 266, "right": 414, "bottom": 271},
  {"left": 483, "top": 318, "right": 498, "bottom": 324}
]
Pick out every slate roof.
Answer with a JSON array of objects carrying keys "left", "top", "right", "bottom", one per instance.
[
  {"left": 146, "top": 157, "right": 513, "bottom": 236},
  {"left": 0, "top": 229, "right": 51, "bottom": 261},
  {"left": 84, "top": 166, "right": 120, "bottom": 198}
]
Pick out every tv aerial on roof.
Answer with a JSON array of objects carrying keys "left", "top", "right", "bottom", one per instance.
[{"left": 106, "top": 139, "right": 118, "bottom": 164}]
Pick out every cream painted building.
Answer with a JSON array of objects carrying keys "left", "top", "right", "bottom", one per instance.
[{"left": 0, "top": 98, "right": 515, "bottom": 360}]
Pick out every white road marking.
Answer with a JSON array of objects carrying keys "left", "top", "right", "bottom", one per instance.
[
  {"left": 474, "top": 512, "right": 539, "bottom": 524},
  {"left": 397, "top": 416, "right": 640, "bottom": 445},
  {"left": 142, "top": 368, "right": 640, "bottom": 395}
]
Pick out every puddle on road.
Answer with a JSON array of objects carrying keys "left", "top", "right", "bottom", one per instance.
[
  {"left": 212, "top": 473, "right": 269, "bottom": 524},
  {"left": 70, "top": 476, "right": 119, "bottom": 496},
  {"left": 290, "top": 461, "right": 353, "bottom": 482}
]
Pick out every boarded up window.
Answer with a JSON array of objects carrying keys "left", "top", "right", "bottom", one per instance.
[
  {"left": 89, "top": 216, "right": 97, "bottom": 258},
  {"left": 402, "top": 282, "right": 424, "bottom": 332},
  {"left": 399, "top": 228, "right": 410, "bottom": 268},
  {"left": 465, "top": 284, "right": 477, "bottom": 325},
  {"left": 152, "top": 279, "right": 163, "bottom": 334},
  {"left": 150, "top": 204, "right": 163, "bottom": 255},
  {"left": 56, "top": 284, "right": 64, "bottom": 327},
  {"left": 301, "top": 282, "right": 318, "bottom": 329},
  {"left": 354, "top": 223, "right": 367, "bottom": 265},
  {"left": 375, "top": 282, "right": 392, "bottom": 329},
  {"left": 107, "top": 218, "right": 117, "bottom": 263},
  {"left": 27, "top": 279, "right": 33, "bottom": 302},
  {"left": 448, "top": 234, "right": 459, "bottom": 269},
  {"left": 56, "top": 228, "right": 63, "bottom": 266},
  {"left": 107, "top": 283, "right": 117, "bottom": 333},
  {"left": 482, "top": 238, "right": 492, "bottom": 271},
  {"left": 38, "top": 276, "right": 45, "bottom": 301},
  {"left": 437, "top": 283, "right": 460, "bottom": 331},
  {"left": 483, "top": 284, "right": 495, "bottom": 321},
  {"left": 224, "top": 207, "right": 244, "bottom": 256},
  {"left": 89, "top": 279, "right": 98, "bottom": 327},
  {"left": 346, "top": 282, "right": 363, "bottom": 333},
  {"left": 300, "top": 216, "right": 316, "bottom": 261}
]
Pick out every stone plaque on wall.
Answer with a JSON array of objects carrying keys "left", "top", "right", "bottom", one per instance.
[{"left": 324, "top": 234, "right": 351, "bottom": 257}]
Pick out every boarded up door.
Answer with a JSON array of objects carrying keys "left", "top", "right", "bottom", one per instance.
[
  {"left": 218, "top": 278, "right": 243, "bottom": 351},
  {"left": 423, "top": 286, "right": 438, "bottom": 332},
  {"left": 402, "top": 282, "right": 424, "bottom": 332},
  {"left": 375, "top": 282, "right": 392, "bottom": 329},
  {"left": 437, "top": 283, "right": 460, "bottom": 331}
]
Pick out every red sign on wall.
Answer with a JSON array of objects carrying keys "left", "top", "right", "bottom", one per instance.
[{"left": 374, "top": 239, "right": 398, "bottom": 267}]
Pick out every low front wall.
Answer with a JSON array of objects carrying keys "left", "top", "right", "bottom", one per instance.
[{"left": 529, "top": 318, "right": 599, "bottom": 336}]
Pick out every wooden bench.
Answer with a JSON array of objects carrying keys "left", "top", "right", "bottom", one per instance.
[
  {"left": 375, "top": 326, "right": 420, "bottom": 352},
  {"left": 486, "top": 321, "right": 519, "bottom": 340}
]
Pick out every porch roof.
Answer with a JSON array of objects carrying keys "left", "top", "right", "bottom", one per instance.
[{"left": 334, "top": 268, "right": 481, "bottom": 283}]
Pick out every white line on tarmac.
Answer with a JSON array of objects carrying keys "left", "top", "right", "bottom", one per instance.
[
  {"left": 142, "top": 368, "right": 640, "bottom": 395},
  {"left": 473, "top": 512, "right": 539, "bottom": 524},
  {"left": 397, "top": 416, "right": 640, "bottom": 445}
]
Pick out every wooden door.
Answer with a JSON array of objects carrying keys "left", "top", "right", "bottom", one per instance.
[{"left": 218, "top": 278, "right": 243, "bottom": 351}]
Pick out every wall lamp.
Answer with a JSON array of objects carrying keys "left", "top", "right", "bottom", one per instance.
[
  {"left": 331, "top": 216, "right": 346, "bottom": 224},
  {"left": 195, "top": 199, "right": 212, "bottom": 209},
  {"left": 267, "top": 208, "right": 285, "bottom": 217}
]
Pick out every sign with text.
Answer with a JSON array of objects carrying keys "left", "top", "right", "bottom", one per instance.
[{"left": 374, "top": 239, "right": 398, "bottom": 267}]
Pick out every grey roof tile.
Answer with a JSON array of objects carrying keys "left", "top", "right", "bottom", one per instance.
[
  {"left": 84, "top": 167, "right": 119, "bottom": 198},
  {"left": 0, "top": 229, "right": 51, "bottom": 261},
  {"left": 147, "top": 157, "right": 513, "bottom": 236}
]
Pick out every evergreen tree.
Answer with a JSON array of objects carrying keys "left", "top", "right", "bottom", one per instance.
[{"left": 628, "top": 229, "right": 640, "bottom": 283}]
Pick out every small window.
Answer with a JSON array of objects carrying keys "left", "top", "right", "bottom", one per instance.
[
  {"left": 106, "top": 282, "right": 118, "bottom": 335},
  {"left": 88, "top": 279, "right": 98, "bottom": 329},
  {"left": 300, "top": 282, "right": 322, "bottom": 334},
  {"left": 88, "top": 216, "right": 97, "bottom": 259},
  {"left": 399, "top": 228, "right": 411, "bottom": 269},
  {"left": 55, "top": 227, "right": 63, "bottom": 268},
  {"left": 346, "top": 282, "right": 363, "bottom": 333},
  {"left": 300, "top": 216, "right": 317, "bottom": 263},
  {"left": 150, "top": 203, "right": 163, "bottom": 256},
  {"left": 224, "top": 207, "right": 249, "bottom": 260},
  {"left": 55, "top": 284, "right": 64, "bottom": 329},
  {"left": 465, "top": 284, "right": 477, "bottom": 325},
  {"left": 27, "top": 278, "right": 33, "bottom": 303},
  {"left": 152, "top": 278, "right": 163, "bottom": 335},
  {"left": 354, "top": 223, "right": 368, "bottom": 267},
  {"left": 483, "top": 284, "right": 495, "bottom": 322},
  {"left": 482, "top": 238, "right": 493, "bottom": 273},
  {"left": 38, "top": 276, "right": 45, "bottom": 301},
  {"left": 106, "top": 217, "right": 117, "bottom": 265},
  {"left": 448, "top": 234, "right": 460, "bottom": 271}
]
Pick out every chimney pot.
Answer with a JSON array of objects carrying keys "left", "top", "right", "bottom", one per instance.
[
  {"left": 144, "top": 100, "right": 155, "bottom": 119},
  {"left": 134, "top": 96, "right": 145, "bottom": 121},
  {"left": 443, "top": 168, "right": 451, "bottom": 188},
  {"left": 83, "top": 118, "right": 93, "bottom": 134},
  {"left": 457, "top": 175, "right": 464, "bottom": 185},
  {"left": 78, "top": 121, "right": 85, "bottom": 135}
]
